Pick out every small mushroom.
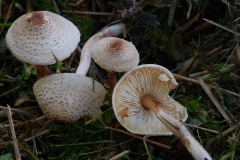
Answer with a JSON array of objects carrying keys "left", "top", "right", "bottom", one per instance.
[
  {"left": 112, "top": 64, "right": 212, "bottom": 160},
  {"left": 91, "top": 37, "right": 139, "bottom": 93},
  {"left": 33, "top": 73, "right": 105, "bottom": 124},
  {"left": 76, "top": 23, "right": 124, "bottom": 75},
  {"left": 75, "top": 23, "right": 126, "bottom": 93},
  {"left": 6, "top": 11, "right": 80, "bottom": 79}
]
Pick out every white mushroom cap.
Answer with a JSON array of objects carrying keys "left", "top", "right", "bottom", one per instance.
[
  {"left": 33, "top": 73, "right": 105, "bottom": 124},
  {"left": 6, "top": 11, "right": 80, "bottom": 65},
  {"left": 90, "top": 37, "right": 139, "bottom": 72},
  {"left": 112, "top": 64, "right": 188, "bottom": 135}
]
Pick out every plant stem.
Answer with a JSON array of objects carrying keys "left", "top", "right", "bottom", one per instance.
[
  {"left": 61, "top": 10, "right": 112, "bottom": 16},
  {"left": 6, "top": 105, "right": 21, "bottom": 160},
  {"left": 108, "top": 150, "right": 130, "bottom": 160},
  {"left": 173, "top": 73, "right": 240, "bottom": 98},
  {"left": 201, "top": 64, "right": 237, "bottom": 81},
  {"left": 0, "top": 86, "right": 20, "bottom": 98},
  {"left": 105, "top": 126, "right": 171, "bottom": 149},
  {"left": 18, "top": 143, "right": 39, "bottom": 160},
  {"left": 52, "top": 140, "right": 114, "bottom": 147},
  {"left": 143, "top": 136, "right": 152, "bottom": 160}
]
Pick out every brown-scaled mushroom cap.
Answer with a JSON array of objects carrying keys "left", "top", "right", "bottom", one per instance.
[
  {"left": 6, "top": 11, "right": 80, "bottom": 65},
  {"left": 33, "top": 73, "right": 105, "bottom": 124},
  {"left": 112, "top": 64, "right": 188, "bottom": 135},
  {"left": 90, "top": 37, "right": 139, "bottom": 72}
]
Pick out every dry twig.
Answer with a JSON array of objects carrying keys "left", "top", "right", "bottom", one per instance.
[
  {"left": 205, "top": 123, "right": 240, "bottom": 150},
  {"left": 0, "top": 0, "right": 15, "bottom": 34},
  {"left": 51, "top": 0, "right": 61, "bottom": 14},
  {"left": 185, "top": 123, "right": 220, "bottom": 134},
  {"left": 68, "top": 46, "right": 81, "bottom": 70},
  {"left": 105, "top": 126, "right": 171, "bottom": 149},
  {"left": 0, "top": 105, "right": 33, "bottom": 118},
  {"left": 168, "top": 0, "right": 177, "bottom": 27},
  {"left": 18, "top": 143, "right": 40, "bottom": 160},
  {"left": 6, "top": 104, "right": 21, "bottom": 160},
  {"left": 25, "top": 129, "right": 51, "bottom": 142},
  {"left": 61, "top": 10, "right": 112, "bottom": 16},
  {"left": 198, "top": 78, "right": 233, "bottom": 126},
  {"left": 173, "top": 73, "right": 240, "bottom": 98}
]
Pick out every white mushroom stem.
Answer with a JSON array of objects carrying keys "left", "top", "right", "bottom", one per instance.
[
  {"left": 76, "top": 23, "right": 124, "bottom": 75},
  {"left": 141, "top": 95, "right": 212, "bottom": 160}
]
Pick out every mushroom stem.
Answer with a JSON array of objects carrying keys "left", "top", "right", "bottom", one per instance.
[
  {"left": 36, "top": 65, "right": 51, "bottom": 80},
  {"left": 76, "top": 23, "right": 124, "bottom": 75},
  {"left": 108, "top": 71, "right": 117, "bottom": 94},
  {"left": 141, "top": 95, "right": 212, "bottom": 160}
]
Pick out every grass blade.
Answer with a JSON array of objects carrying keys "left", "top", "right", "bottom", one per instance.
[{"left": 203, "top": 18, "right": 240, "bottom": 36}]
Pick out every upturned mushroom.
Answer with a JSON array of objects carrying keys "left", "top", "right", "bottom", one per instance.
[
  {"left": 91, "top": 37, "right": 139, "bottom": 93},
  {"left": 6, "top": 11, "right": 80, "bottom": 79},
  {"left": 33, "top": 73, "right": 105, "bottom": 124},
  {"left": 112, "top": 64, "right": 212, "bottom": 160}
]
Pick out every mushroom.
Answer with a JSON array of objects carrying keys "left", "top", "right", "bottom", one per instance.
[
  {"left": 33, "top": 73, "right": 105, "bottom": 124},
  {"left": 76, "top": 23, "right": 124, "bottom": 75},
  {"left": 91, "top": 37, "right": 139, "bottom": 93},
  {"left": 112, "top": 64, "right": 212, "bottom": 160},
  {"left": 75, "top": 23, "right": 127, "bottom": 93},
  {"left": 6, "top": 11, "right": 80, "bottom": 79}
]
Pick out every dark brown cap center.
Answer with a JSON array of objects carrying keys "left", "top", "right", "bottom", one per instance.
[
  {"left": 27, "top": 12, "right": 46, "bottom": 25},
  {"left": 110, "top": 39, "right": 123, "bottom": 51}
]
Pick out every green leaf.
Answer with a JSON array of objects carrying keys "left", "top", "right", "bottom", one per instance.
[
  {"left": 220, "top": 89, "right": 237, "bottom": 106},
  {"left": 0, "top": 23, "right": 12, "bottom": 27},
  {"left": 14, "top": 2, "right": 25, "bottom": 12},
  {"left": 0, "top": 86, "right": 20, "bottom": 98},
  {"left": 0, "top": 153, "right": 14, "bottom": 160}
]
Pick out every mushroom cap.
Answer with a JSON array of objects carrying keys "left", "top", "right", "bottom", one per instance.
[
  {"left": 33, "top": 73, "right": 105, "bottom": 124},
  {"left": 6, "top": 11, "right": 80, "bottom": 65},
  {"left": 90, "top": 37, "right": 139, "bottom": 72},
  {"left": 112, "top": 64, "right": 188, "bottom": 135}
]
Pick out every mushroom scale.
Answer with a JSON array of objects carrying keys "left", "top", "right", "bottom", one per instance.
[
  {"left": 6, "top": 11, "right": 80, "bottom": 65},
  {"left": 112, "top": 64, "right": 188, "bottom": 135},
  {"left": 90, "top": 37, "right": 139, "bottom": 72},
  {"left": 33, "top": 73, "right": 105, "bottom": 124}
]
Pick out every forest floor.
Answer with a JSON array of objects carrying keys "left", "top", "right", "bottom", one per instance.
[{"left": 0, "top": 0, "right": 240, "bottom": 159}]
